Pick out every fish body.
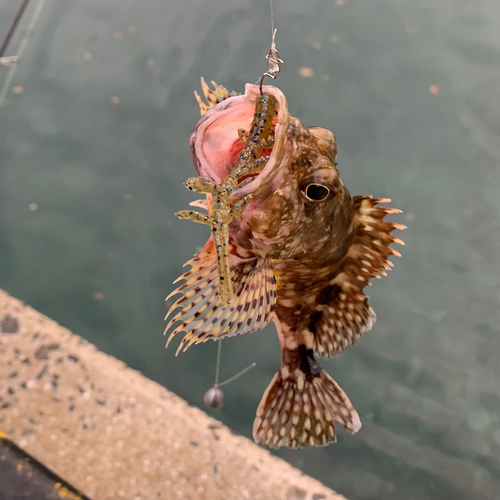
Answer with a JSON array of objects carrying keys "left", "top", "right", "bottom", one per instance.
[{"left": 166, "top": 81, "right": 404, "bottom": 448}]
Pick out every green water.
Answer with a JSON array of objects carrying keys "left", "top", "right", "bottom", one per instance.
[{"left": 1, "top": 1, "right": 499, "bottom": 499}]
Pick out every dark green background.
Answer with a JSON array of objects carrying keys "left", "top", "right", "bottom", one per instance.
[{"left": 1, "top": 1, "right": 499, "bottom": 499}]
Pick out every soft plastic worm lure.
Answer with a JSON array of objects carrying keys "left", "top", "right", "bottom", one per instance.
[{"left": 176, "top": 94, "right": 277, "bottom": 304}]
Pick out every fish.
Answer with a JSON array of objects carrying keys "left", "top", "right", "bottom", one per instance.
[{"left": 165, "top": 80, "right": 404, "bottom": 448}]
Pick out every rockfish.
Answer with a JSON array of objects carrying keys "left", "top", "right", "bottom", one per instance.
[{"left": 165, "top": 80, "right": 404, "bottom": 448}]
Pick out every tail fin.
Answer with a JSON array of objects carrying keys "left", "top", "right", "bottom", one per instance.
[{"left": 253, "top": 347, "right": 361, "bottom": 448}]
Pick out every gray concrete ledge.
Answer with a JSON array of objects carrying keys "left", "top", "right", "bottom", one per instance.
[{"left": 0, "top": 289, "right": 346, "bottom": 500}]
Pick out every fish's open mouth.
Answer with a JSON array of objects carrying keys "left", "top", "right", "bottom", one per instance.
[{"left": 190, "top": 83, "right": 290, "bottom": 196}]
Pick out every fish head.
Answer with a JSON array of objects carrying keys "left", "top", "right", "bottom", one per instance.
[
  {"left": 189, "top": 81, "right": 354, "bottom": 265},
  {"left": 239, "top": 122, "right": 355, "bottom": 265}
]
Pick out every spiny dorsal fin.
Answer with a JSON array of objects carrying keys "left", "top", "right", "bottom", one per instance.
[
  {"left": 194, "top": 78, "right": 236, "bottom": 116},
  {"left": 309, "top": 196, "right": 405, "bottom": 358},
  {"left": 165, "top": 250, "right": 277, "bottom": 355},
  {"left": 253, "top": 347, "right": 361, "bottom": 448}
]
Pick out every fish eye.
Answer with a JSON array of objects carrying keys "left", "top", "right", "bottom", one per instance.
[
  {"left": 300, "top": 179, "right": 335, "bottom": 202},
  {"left": 305, "top": 184, "right": 329, "bottom": 201}
]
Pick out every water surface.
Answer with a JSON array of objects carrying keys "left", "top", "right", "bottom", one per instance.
[{"left": 1, "top": 1, "right": 499, "bottom": 499}]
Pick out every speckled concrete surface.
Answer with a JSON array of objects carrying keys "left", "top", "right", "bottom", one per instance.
[{"left": 0, "top": 289, "right": 345, "bottom": 500}]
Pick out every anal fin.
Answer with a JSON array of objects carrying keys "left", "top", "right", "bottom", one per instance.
[
  {"left": 253, "top": 346, "right": 361, "bottom": 448},
  {"left": 309, "top": 288, "right": 376, "bottom": 358}
]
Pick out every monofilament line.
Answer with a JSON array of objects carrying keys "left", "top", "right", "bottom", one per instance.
[
  {"left": 204, "top": 340, "right": 256, "bottom": 410},
  {"left": 218, "top": 362, "right": 257, "bottom": 387},
  {"left": 270, "top": 0, "right": 275, "bottom": 38},
  {"left": 214, "top": 339, "right": 222, "bottom": 388},
  {"left": 0, "top": 0, "right": 46, "bottom": 108},
  {"left": 212, "top": 339, "right": 256, "bottom": 387}
]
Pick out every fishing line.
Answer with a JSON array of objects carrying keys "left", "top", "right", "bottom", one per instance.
[
  {"left": 203, "top": 340, "right": 257, "bottom": 410},
  {"left": 258, "top": 0, "right": 283, "bottom": 94},
  {"left": 0, "top": 0, "right": 46, "bottom": 108},
  {"left": 214, "top": 338, "right": 222, "bottom": 388},
  {"left": 270, "top": 0, "right": 275, "bottom": 38},
  {"left": 218, "top": 361, "right": 257, "bottom": 388}
]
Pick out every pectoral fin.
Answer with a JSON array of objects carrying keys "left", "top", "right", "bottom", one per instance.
[
  {"left": 309, "top": 196, "right": 404, "bottom": 358},
  {"left": 165, "top": 249, "right": 277, "bottom": 355}
]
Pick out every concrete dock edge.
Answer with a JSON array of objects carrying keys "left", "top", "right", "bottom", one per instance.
[{"left": 0, "top": 289, "right": 347, "bottom": 500}]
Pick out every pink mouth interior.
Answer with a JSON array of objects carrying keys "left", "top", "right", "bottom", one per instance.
[{"left": 195, "top": 96, "right": 277, "bottom": 183}]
